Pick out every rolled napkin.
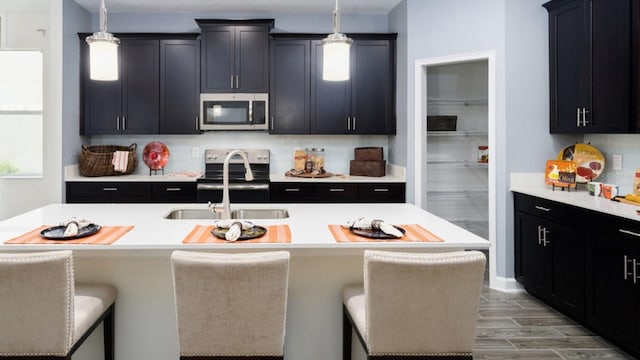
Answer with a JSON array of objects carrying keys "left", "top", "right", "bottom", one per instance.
[
  {"left": 213, "top": 220, "right": 255, "bottom": 241},
  {"left": 112, "top": 151, "right": 129, "bottom": 172},
  {"left": 60, "top": 217, "right": 93, "bottom": 237},
  {"left": 346, "top": 217, "right": 404, "bottom": 238}
]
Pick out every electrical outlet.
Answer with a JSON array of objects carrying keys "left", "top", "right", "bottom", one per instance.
[
  {"left": 612, "top": 153, "right": 622, "bottom": 171},
  {"left": 191, "top": 147, "right": 200, "bottom": 158}
]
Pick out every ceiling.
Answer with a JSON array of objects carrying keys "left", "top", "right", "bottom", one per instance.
[{"left": 72, "top": 0, "right": 402, "bottom": 15}]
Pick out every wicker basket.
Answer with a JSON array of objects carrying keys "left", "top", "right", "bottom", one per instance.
[{"left": 79, "top": 144, "right": 138, "bottom": 177}]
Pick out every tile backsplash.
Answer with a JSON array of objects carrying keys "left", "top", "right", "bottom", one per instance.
[
  {"left": 88, "top": 133, "right": 390, "bottom": 177},
  {"left": 583, "top": 134, "right": 640, "bottom": 194}
]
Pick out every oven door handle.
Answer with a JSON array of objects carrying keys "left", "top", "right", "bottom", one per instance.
[{"left": 197, "top": 183, "right": 270, "bottom": 191}]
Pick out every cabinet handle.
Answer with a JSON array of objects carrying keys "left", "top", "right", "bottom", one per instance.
[
  {"left": 534, "top": 205, "right": 551, "bottom": 212},
  {"left": 352, "top": 116, "right": 356, "bottom": 131},
  {"left": 619, "top": 229, "right": 640, "bottom": 238},
  {"left": 537, "top": 225, "right": 543, "bottom": 245},
  {"left": 235, "top": 75, "right": 239, "bottom": 89},
  {"left": 576, "top": 108, "right": 581, "bottom": 127},
  {"left": 116, "top": 116, "right": 120, "bottom": 130},
  {"left": 166, "top": 188, "right": 181, "bottom": 191},
  {"left": 543, "top": 228, "right": 550, "bottom": 246},
  {"left": 102, "top": 187, "right": 118, "bottom": 191},
  {"left": 347, "top": 117, "right": 351, "bottom": 130},
  {"left": 195, "top": 116, "right": 199, "bottom": 129},
  {"left": 329, "top": 188, "right": 345, "bottom": 192},
  {"left": 270, "top": 116, "right": 274, "bottom": 130},
  {"left": 582, "top": 108, "right": 589, "bottom": 126},
  {"left": 122, "top": 116, "right": 126, "bottom": 130},
  {"left": 373, "top": 188, "right": 389, "bottom": 192},
  {"left": 634, "top": 258, "right": 638, "bottom": 284},
  {"left": 285, "top": 188, "right": 301, "bottom": 192},
  {"left": 624, "top": 255, "right": 629, "bottom": 280},
  {"left": 230, "top": 75, "right": 234, "bottom": 89}
]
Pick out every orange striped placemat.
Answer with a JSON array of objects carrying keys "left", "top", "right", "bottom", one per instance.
[
  {"left": 4, "top": 225, "right": 134, "bottom": 245},
  {"left": 328, "top": 224, "right": 445, "bottom": 243},
  {"left": 182, "top": 225, "right": 291, "bottom": 244}
]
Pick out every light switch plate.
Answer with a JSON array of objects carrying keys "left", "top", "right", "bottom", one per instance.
[{"left": 612, "top": 153, "right": 622, "bottom": 170}]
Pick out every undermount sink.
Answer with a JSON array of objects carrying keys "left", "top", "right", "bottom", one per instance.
[{"left": 164, "top": 208, "right": 289, "bottom": 220}]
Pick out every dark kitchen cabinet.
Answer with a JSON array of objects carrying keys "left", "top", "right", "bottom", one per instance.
[
  {"left": 543, "top": 0, "right": 636, "bottom": 133},
  {"left": 270, "top": 182, "right": 405, "bottom": 203},
  {"left": 514, "top": 193, "right": 585, "bottom": 321},
  {"left": 513, "top": 191, "right": 640, "bottom": 357},
  {"left": 66, "top": 181, "right": 196, "bottom": 203},
  {"left": 269, "top": 38, "right": 311, "bottom": 134},
  {"left": 586, "top": 214, "right": 640, "bottom": 355},
  {"left": 310, "top": 37, "right": 396, "bottom": 135},
  {"left": 80, "top": 33, "right": 200, "bottom": 135},
  {"left": 269, "top": 34, "right": 396, "bottom": 135},
  {"left": 66, "top": 182, "right": 152, "bottom": 203},
  {"left": 159, "top": 39, "right": 200, "bottom": 134},
  {"left": 196, "top": 19, "right": 273, "bottom": 93},
  {"left": 81, "top": 38, "right": 159, "bottom": 135}
]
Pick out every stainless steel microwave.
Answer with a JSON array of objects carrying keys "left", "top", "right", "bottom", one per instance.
[{"left": 199, "top": 93, "right": 268, "bottom": 130}]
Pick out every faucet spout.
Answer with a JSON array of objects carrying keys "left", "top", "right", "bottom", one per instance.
[{"left": 221, "top": 150, "right": 253, "bottom": 219}]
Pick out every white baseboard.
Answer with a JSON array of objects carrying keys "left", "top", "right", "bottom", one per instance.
[{"left": 489, "top": 275, "right": 524, "bottom": 292}]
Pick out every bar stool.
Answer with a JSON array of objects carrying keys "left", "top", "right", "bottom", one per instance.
[
  {"left": 171, "top": 250, "right": 290, "bottom": 360},
  {"left": 0, "top": 250, "right": 116, "bottom": 360},
  {"left": 342, "top": 250, "right": 486, "bottom": 359}
]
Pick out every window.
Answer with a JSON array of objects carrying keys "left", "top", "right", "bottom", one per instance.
[{"left": 0, "top": 49, "right": 43, "bottom": 177}]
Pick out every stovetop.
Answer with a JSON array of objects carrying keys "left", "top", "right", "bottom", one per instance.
[{"left": 199, "top": 149, "right": 270, "bottom": 183}]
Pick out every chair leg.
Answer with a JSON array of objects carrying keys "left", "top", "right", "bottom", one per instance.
[
  {"left": 103, "top": 304, "right": 115, "bottom": 360},
  {"left": 342, "top": 305, "right": 352, "bottom": 360}
]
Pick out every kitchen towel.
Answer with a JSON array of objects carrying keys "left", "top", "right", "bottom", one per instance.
[
  {"left": 182, "top": 225, "right": 291, "bottom": 244},
  {"left": 112, "top": 150, "right": 129, "bottom": 172},
  {"left": 328, "top": 224, "right": 444, "bottom": 243},
  {"left": 4, "top": 225, "right": 134, "bottom": 245}
]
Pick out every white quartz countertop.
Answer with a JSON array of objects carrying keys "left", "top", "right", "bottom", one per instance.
[
  {"left": 511, "top": 173, "right": 640, "bottom": 222},
  {"left": 0, "top": 203, "right": 487, "bottom": 256},
  {"left": 64, "top": 164, "right": 406, "bottom": 183}
]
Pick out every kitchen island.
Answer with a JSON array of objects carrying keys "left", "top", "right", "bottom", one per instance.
[{"left": 0, "top": 203, "right": 489, "bottom": 360}]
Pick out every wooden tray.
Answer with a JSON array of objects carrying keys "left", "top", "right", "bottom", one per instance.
[{"left": 292, "top": 172, "right": 333, "bottom": 178}]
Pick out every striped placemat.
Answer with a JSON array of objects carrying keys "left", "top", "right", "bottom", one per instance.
[
  {"left": 182, "top": 225, "right": 291, "bottom": 244},
  {"left": 328, "top": 224, "right": 445, "bottom": 243},
  {"left": 4, "top": 225, "right": 134, "bottom": 245}
]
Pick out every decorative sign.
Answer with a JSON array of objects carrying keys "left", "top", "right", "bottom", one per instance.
[{"left": 545, "top": 160, "right": 577, "bottom": 190}]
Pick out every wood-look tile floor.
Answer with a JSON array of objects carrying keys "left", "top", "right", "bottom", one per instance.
[{"left": 475, "top": 281, "right": 636, "bottom": 359}]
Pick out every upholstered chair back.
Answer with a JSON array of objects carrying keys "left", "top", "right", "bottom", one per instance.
[
  {"left": 364, "top": 250, "right": 486, "bottom": 356},
  {"left": 0, "top": 250, "right": 75, "bottom": 356},
  {"left": 171, "top": 250, "right": 290, "bottom": 357}
]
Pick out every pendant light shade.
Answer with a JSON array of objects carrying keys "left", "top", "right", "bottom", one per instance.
[
  {"left": 86, "top": 0, "right": 119, "bottom": 81},
  {"left": 322, "top": 0, "right": 352, "bottom": 81}
]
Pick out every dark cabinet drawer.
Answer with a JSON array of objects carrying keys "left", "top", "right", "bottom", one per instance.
[
  {"left": 513, "top": 192, "right": 582, "bottom": 226},
  {"left": 151, "top": 182, "right": 196, "bottom": 203},
  {"left": 66, "top": 182, "right": 152, "bottom": 203},
  {"left": 314, "top": 184, "right": 358, "bottom": 203},
  {"left": 270, "top": 183, "right": 315, "bottom": 202},
  {"left": 358, "top": 183, "right": 405, "bottom": 203}
]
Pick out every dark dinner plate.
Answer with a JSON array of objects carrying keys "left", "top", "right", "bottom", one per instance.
[
  {"left": 40, "top": 224, "right": 101, "bottom": 240},
  {"left": 211, "top": 225, "right": 267, "bottom": 241},
  {"left": 350, "top": 225, "right": 405, "bottom": 239}
]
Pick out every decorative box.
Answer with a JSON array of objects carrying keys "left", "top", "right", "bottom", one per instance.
[{"left": 350, "top": 160, "right": 386, "bottom": 177}]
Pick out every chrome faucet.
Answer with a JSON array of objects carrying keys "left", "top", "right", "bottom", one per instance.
[{"left": 219, "top": 149, "right": 254, "bottom": 219}]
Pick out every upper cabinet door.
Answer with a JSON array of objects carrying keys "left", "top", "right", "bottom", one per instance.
[
  {"left": 544, "top": 0, "right": 633, "bottom": 133},
  {"left": 200, "top": 26, "right": 234, "bottom": 93},
  {"left": 198, "top": 20, "right": 273, "bottom": 93},
  {"left": 350, "top": 39, "right": 396, "bottom": 134},
  {"left": 160, "top": 39, "right": 201, "bottom": 134},
  {"left": 270, "top": 39, "right": 311, "bottom": 134},
  {"left": 310, "top": 40, "right": 351, "bottom": 134},
  {"left": 120, "top": 39, "right": 159, "bottom": 134}
]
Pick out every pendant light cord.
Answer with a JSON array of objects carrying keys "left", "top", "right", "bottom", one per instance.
[
  {"left": 333, "top": 0, "right": 340, "bottom": 34},
  {"left": 99, "top": 0, "right": 108, "bottom": 33}
]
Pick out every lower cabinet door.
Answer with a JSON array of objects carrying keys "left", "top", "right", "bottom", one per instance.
[
  {"left": 587, "top": 226, "right": 640, "bottom": 351},
  {"left": 517, "top": 212, "right": 553, "bottom": 301}
]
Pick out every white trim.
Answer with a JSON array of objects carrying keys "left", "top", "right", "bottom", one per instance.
[
  {"left": 492, "top": 276, "right": 524, "bottom": 293},
  {"left": 0, "top": 13, "right": 6, "bottom": 48},
  {"left": 413, "top": 50, "right": 499, "bottom": 289}
]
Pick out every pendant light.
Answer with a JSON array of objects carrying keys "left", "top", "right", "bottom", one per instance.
[
  {"left": 85, "top": 0, "right": 119, "bottom": 81},
  {"left": 322, "top": 0, "right": 352, "bottom": 81}
]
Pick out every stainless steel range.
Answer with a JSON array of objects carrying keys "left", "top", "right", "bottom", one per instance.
[{"left": 196, "top": 149, "right": 270, "bottom": 203}]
